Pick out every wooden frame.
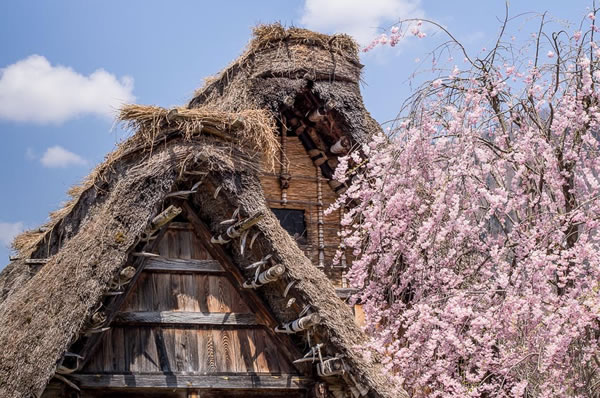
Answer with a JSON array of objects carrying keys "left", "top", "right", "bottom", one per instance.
[{"left": 70, "top": 374, "right": 311, "bottom": 390}]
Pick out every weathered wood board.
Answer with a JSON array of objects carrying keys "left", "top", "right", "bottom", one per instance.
[{"left": 79, "top": 222, "right": 300, "bottom": 383}]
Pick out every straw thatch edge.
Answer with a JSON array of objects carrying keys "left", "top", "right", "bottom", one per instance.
[
  {"left": 11, "top": 105, "right": 278, "bottom": 257},
  {"left": 193, "top": 23, "right": 360, "bottom": 99}
]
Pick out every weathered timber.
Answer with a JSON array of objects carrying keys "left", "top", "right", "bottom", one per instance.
[
  {"left": 24, "top": 258, "right": 48, "bottom": 265},
  {"left": 212, "top": 212, "right": 264, "bottom": 244},
  {"left": 144, "top": 257, "right": 224, "bottom": 274},
  {"left": 181, "top": 203, "right": 304, "bottom": 371},
  {"left": 275, "top": 313, "right": 321, "bottom": 334},
  {"left": 243, "top": 264, "right": 285, "bottom": 289},
  {"left": 317, "top": 357, "right": 346, "bottom": 377},
  {"left": 132, "top": 251, "right": 160, "bottom": 258},
  {"left": 144, "top": 205, "right": 182, "bottom": 237},
  {"left": 70, "top": 373, "right": 312, "bottom": 390},
  {"left": 167, "top": 221, "right": 195, "bottom": 230},
  {"left": 76, "top": 226, "right": 171, "bottom": 370},
  {"left": 112, "top": 311, "right": 258, "bottom": 326}
]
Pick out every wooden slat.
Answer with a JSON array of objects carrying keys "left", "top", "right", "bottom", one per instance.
[
  {"left": 168, "top": 221, "right": 194, "bottom": 230},
  {"left": 144, "top": 257, "right": 224, "bottom": 274},
  {"left": 24, "top": 258, "right": 48, "bottom": 265},
  {"left": 70, "top": 373, "right": 311, "bottom": 390},
  {"left": 181, "top": 203, "right": 305, "bottom": 372},
  {"left": 77, "top": 226, "right": 171, "bottom": 370},
  {"left": 113, "top": 311, "right": 258, "bottom": 326}
]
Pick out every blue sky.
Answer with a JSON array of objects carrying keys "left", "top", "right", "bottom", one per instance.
[{"left": 0, "top": 0, "right": 593, "bottom": 266}]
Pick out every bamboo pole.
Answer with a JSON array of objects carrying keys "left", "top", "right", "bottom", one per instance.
[{"left": 316, "top": 167, "right": 325, "bottom": 268}]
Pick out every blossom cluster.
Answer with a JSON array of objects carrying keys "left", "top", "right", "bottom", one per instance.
[{"left": 334, "top": 14, "right": 600, "bottom": 397}]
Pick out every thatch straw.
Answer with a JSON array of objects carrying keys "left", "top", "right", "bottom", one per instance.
[
  {"left": 194, "top": 23, "right": 360, "bottom": 99},
  {"left": 10, "top": 105, "right": 278, "bottom": 256},
  {"left": 250, "top": 23, "right": 359, "bottom": 57},
  {"left": 118, "top": 105, "right": 279, "bottom": 163}
]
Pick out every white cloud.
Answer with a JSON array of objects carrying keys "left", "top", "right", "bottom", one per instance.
[
  {"left": 40, "top": 146, "right": 87, "bottom": 168},
  {"left": 0, "top": 221, "right": 24, "bottom": 247},
  {"left": 0, "top": 55, "right": 134, "bottom": 124},
  {"left": 300, "top": 0, "right": 424, "bottom": 45}
]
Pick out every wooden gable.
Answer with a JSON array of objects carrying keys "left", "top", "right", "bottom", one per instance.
[
  {"left": 43, "top": 217, "right": 311, "bottom": 398},
  {"left": 259, "top": 93, "right": 355, "bottom": 291}
]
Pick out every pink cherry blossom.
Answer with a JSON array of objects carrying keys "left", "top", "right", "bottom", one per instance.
[{"left": 343, "top": 11, "right": 600, "bottom": 397}]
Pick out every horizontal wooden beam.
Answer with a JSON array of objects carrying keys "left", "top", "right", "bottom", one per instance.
[
  {"left": 70, "top": 373, "right": 312, "bottom": 390},
  {"left": 112, "top": 311, "right": 258, "bottom": 327},
  {"left": 144, "top": 258, "right": 224, "bottom": 274},
  {"left": 167, "top": 221, "right": 194, "bottom": 230},
  {"left": 261, "top": 172, "right": 321, "bottom": 182},
  {"left": 24, "top": 258, "right": 48, "bottom": 265}
]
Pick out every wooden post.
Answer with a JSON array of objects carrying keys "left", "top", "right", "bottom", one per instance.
[
  {"left": 316, "top": 167, "right": 325, "bottom": 268},
  {"left": 280, "top": 114, "right": 289, "bottom": 206},
  {"left": 144, "top": 205, "right": 182, "bottom": 238}
]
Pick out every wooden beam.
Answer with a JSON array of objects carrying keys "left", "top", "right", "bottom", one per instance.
[
  {"left": 144, "top": 205, "right": 182, "bottom": 237},
  {"left": 24, "top": 258, "right": 48, "bottom": 265},
  {"left": 144, "top": 257, "right": 224, "bottom": 274},
  {"left": 76, "top": 226, "right": 170, "bottom": 370},
  {"left": 70, "top": 373, "right": 312, "bottom": 390},
  {"left": 167, "top": 221, "right": 194, "bottom": 230},
  {"left": 113, "top": 311, "right": 258, "bottom": 326},
  {"left": 180, "top": 202, "right": 305, "bottom": 372}
]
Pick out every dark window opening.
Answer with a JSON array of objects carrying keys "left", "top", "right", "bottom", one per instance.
[{"left": 271, "top": 208, "right": 307, "bottom": 245}]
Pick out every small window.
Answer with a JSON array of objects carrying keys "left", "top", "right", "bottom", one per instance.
[{"left": 272, "top": 208, "right": 307, "bottom": 245}]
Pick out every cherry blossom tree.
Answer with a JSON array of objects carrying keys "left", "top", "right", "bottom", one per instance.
[{"left": 331, "top": 4, "right": 600, "bottom": 397}]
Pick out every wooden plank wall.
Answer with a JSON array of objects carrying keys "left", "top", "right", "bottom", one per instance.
[
  {"left": 81, "top": 223, "right": 297, "bottom": 376},
  {"left": 261, "top": 136, "right": 347, "bottom": 286}
]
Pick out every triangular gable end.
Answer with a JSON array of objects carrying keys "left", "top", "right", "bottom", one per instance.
[{"left": 53, "top": 211, "right": 311, "bottom": 397}]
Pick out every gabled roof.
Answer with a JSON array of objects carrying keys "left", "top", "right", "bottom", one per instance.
[
  {"left": 0, "top": 25, "right": 407, "bottom": 398},
  {"left": 0, "top": 107, "right": 276, "bottom": 397}
]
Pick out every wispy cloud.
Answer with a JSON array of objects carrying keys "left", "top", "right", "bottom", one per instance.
[
  {"left": 300, "top": 0, "right": 424, "bottom": 45},
  {"left": 0, "top": 55, "right": 134, "bottom": 124},
  {"left": 25, "top": 147, "right": 36, "bottom": 160},
  {"left": 0, "top": 221, "right": 24, "bottom": 247},
  {"left": 40, "top": 146, "right": 87, "bottom": 168}
]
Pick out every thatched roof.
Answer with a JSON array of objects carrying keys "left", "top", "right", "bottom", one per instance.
[
  {"left": 190, "top": 23, "right": 381, "bottom": 147},
  {"left": 0, "top": 25, "right": 405, "bottom": 398}
]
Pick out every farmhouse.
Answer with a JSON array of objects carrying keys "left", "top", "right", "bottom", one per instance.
[{"left": 0, "top": 24, "right": 406, "bottom": 398}]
